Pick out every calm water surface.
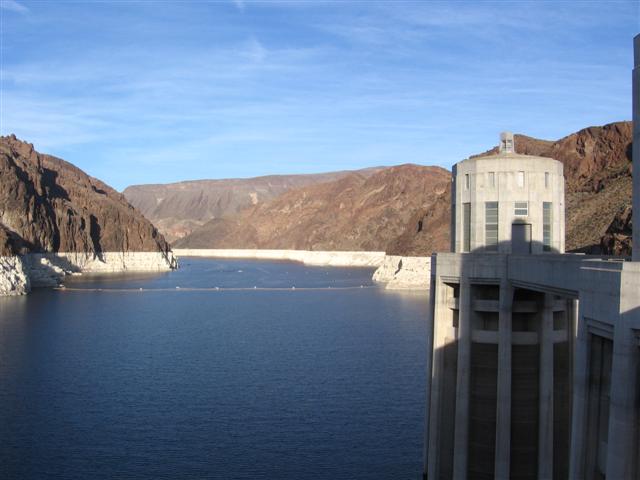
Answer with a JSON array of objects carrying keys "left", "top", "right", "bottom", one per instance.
[{"left": 0, "top": 258, "right": 428, "bottom": 479}]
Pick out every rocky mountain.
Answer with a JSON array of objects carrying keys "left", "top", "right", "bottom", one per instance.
[
  {"left": 175, "top": 164, "right": 452, "bottom": 253},
  {"left": 175, "top": 121, "right": 632, "bottom": 256},
  {"left": 124, "top": 168, "right": 384, "bottom": 242},
  {"left": 475, "top": 122, "right": 633, "bottom": 252},
  {"left": 0, "top": 135, "right": 173, "bottom": 260}
]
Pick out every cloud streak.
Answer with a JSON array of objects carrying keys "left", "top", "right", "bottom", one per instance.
[
  {"left": 0, "top": 1, "right": 635, "bottom": 189},
  {"left": 0, "top": 0, "right": 28, "bottom": 14},
  {"left": 233, "top": 0, "right": 245, "bottom": 12}
]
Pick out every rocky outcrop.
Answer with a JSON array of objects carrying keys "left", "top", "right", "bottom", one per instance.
[
  {"left": 175, "top": 164, "right": 452, "bottom": 254},
  {"left": 124, "top": 168, "right": 385, "bottom": 242},
  {"left": 372, "top": 255, "right": 431, "bottom": 290},
  {"left": 0, "top": 135, "right": 177, "bottom": 295},
  {"left": 0, "top": 256, "right": 30, "bottom": 295},
  {"left": 600, "top": 206, "right": 633, "bottom": 257}
]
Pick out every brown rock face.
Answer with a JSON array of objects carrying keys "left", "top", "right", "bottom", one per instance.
[
  {"left": 0, "top": 224, "right": 23, "bottom": 256},
  {"left": 0, "top": 135, "right": 172, "bottom": 257},
  {"left": 476, "top": 121, "right": 633, "bottom": 253},
  {"left": 385, "top": 181, "right": 452, "bottom": 256},
  {"left": 600, "top": 206, "right": 633, "bottom": 257},
  {"left": 474, "top": 122, "right": 632, "bottom": 192},
  {"left": 175, "top": 164, "right": 452, "bottom": 254},
  {"left": 124, "top": 168, "right": 385, "bottom": 243},
  {"left": 176, "top": 121, "right": 631, "bottom": 256}
]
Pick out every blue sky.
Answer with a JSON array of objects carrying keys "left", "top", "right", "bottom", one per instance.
[{"left": 1, "top": 0, "right": 638, "bottom": 190}]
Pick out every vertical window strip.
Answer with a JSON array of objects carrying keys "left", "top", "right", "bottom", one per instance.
[
  {"left": 543, "top": 202, "right": 552, "bottom": 251},
  {"left": 463, "top": 203, "right": 471, "bottom": 252},
  {"left": 485, "top": 202, "right": 498, "bottom": 251}
]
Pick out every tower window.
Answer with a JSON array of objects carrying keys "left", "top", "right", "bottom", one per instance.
[
  {"left": 463, "top": 203, "right": 471, "bottom": 252},
  {"left": 543, "top": 202, "right": 552, "bottom": 251},
  {"left": 488, "top": 172, "right": 495, "bottom": 187},
  {"left": 545, "top": 172, "right": 550, "bottom": 188},
  {"left": 465, "top": 174, "right": 470, "bottom": 190},
  {"left": 485, "top": 202, "right": 498, "bottom": 251},
  {"left": 517, "top": 171, "right": 525, "bottom": 187},
  {"left": 514, "top": 202, "right": 528, "bottom": 216}
]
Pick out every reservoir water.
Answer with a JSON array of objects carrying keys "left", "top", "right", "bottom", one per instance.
[{"left": 0, "top": 258, "right": 428, "bottom": 479}]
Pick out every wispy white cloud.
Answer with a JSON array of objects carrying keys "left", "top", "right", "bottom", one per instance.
[
  {"left": 0, "top": 1, "right": 634, "bottom": 189},
  {"left": 233, "top": 0, "right": 245, "bottom": 12},
  {"left": 0, "top": 0, "right": 28, "bottom": 14}
]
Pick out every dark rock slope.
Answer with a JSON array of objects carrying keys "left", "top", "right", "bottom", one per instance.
[
  {"left": 600, "top": 206, "right": 633, "bottom": 257},
  {"left": 0, "top": 135, "right": 172, "bottom": 258}
]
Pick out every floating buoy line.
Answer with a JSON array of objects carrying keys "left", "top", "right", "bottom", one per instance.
[{"left": 54, "top": 285, "right": 376, "bottom": 293}]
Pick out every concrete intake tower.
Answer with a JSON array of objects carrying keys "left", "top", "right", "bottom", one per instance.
[{"left": 423, "top": 34, "right": 640, "bottom": 480}]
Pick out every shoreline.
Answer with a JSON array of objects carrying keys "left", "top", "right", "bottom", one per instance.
[
  {"left": 173, "top": 248, "right": 387, "bottom": 267},
  {"left": 1, "top": 249, "right": 433, "bottom": 295},
  {"left": 0, "top": 251, "right": 177, "bottom": 296},
  {"left": 372, "top": 255, "right": 432, "bottom": 290},
  {"left": 174, "top": 249, "right": 432, "bottom": 290}
]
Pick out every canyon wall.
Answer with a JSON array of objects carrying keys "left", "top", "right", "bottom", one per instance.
[{"left": 0, "top": 135, "right": 176, "bottom": 295}]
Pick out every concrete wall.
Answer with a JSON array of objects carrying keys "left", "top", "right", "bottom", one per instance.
[{"left": 425, "top": 251, "right": 640, "bottom": 479}]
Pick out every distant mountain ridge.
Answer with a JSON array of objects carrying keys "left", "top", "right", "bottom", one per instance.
[
  {"left": 174, "top": 164, "right": 452, "bottom": 253},
  {"left": 174, "top": 121, "right": 632, "bottom": 255},
  {"left": 124, "top": 168, "right": 385, "bottom": 242}
]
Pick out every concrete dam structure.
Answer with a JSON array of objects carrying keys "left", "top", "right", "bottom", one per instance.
[{"left": 423, "top": 34, "right": 640, "bottom": 480}]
